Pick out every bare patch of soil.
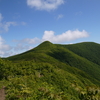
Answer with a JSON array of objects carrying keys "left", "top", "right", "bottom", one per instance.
[{"left": 0, "top": 87, "right": 5, "bottom": 100}]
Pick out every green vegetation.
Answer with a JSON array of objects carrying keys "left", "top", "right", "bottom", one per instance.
[{"left": 0, "top": 41, "right": 100, "bottom": 100}]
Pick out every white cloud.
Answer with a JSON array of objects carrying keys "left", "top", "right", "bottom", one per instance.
[
  {"left": 11, "top": 29, "right": 89, "bottom": 57},
  {"left": 0, "top": 22, "right": 16, "bottom": 33},
  {"left": 0, "top": 29, "right": 89, "bottom": 57},
  {"left": 42, "top": 30, "right": 89, "bottom": 43},
  {"left": 0, "top": 13, "right": 17, "bottom": 33},
  {"left": 14, "top": 44, "right": 31, "bottom": 52},
  {"left": 0, "top": 36, "right": 12, "bottom": 57},
  {"left": 0, "top": 14, "right": 27, "bottom": 33},
  {"left": 0, "top": 36, "right": 10, "bottom": 50},
  {"left": 0, "top": 14, "right": 28, "bottom": 57},
  {"left": 14, "top": 37, "right": 41, "bottom": 45},
  {"left": 12, "top": 37, "right": 41, "bottom": 54},
  {"left": 27, "top": 0, "right": 64, "bottom": 11},
  {"left": 2, "top": 22, "right": 17, "bottom": 32}
]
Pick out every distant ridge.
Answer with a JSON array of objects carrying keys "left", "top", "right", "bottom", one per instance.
[
  {"left": 0, "top": 41, "right": 100, "bottom": 99},
  {"left": 64, "top": 42, "right": 100, "bottom": 66},
  {"left": 6, "top": 41, "right": 100, "bottom": 81}
]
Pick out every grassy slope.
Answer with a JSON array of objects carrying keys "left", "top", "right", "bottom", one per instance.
[
  {"left": 1, "top": 58, "right": 100, "bottom": 99},
  {"left": 1, "top": 41, "right": 100, "bottom": 99},
  {"left": 51, "top": 44, "right": 100, "bottom": 82},
  {"left": 7, "top": 41, "right": 100, "bottom": 82},
  {"left": 62, "top": 42, "right": 100, "bottom": 66}
]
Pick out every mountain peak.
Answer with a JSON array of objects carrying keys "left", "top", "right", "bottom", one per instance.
[
  {"left": 35, "top": 41, "right": 54, "bottom": 49},
  {"left": 40, "top": 41, "right": 52, "bottom": 45}
]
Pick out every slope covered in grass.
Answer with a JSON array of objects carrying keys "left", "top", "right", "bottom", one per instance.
[
  {"left": 63, "top": 42, "right": 100, "bottom": 66},
  {"left": 7, "top": 41, "right": 100, "bottom": 82},
  {"left": 0, "top": 41, "right": 100, "bottom": 100}
]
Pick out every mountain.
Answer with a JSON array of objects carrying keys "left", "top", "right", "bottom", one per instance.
[
  {"left": 63, "top": 42, "right": 100, "bottom": 66},
  {"left": 0, "top": 41, "right": 100, "bottom": 100}
]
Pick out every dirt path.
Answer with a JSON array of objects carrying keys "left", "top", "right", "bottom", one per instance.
[{"left": 0, "top": 87, "right": 5, "bottom": 100}]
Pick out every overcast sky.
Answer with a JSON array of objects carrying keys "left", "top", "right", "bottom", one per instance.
[{"left": 0, "top": 0, "right": 100, "bottom": 57}]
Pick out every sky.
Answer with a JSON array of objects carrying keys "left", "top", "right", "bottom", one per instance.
[{"left": 0, "top": 0, "right": 100, "bottom": 57}]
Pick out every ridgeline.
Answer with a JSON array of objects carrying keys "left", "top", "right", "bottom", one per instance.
[{"left": 0, "top": 41, "right": 100, "bottom": 100}]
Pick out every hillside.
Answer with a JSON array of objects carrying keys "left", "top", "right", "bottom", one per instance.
[
  {"left": 0, "top": 41, "right": 100, "bottom": 100},
  {"left": 7, "top": 41, "right": 100, "bottom": 82},
  {"left": 63, "top": 42, "right": 100, "bottom": 66}
]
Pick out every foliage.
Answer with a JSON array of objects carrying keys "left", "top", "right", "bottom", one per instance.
[{"left": 0, "top": 41, "right": 100, "bottom": 100}]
